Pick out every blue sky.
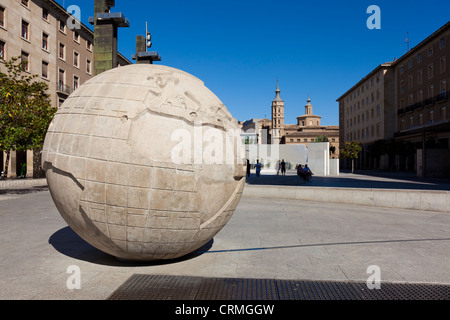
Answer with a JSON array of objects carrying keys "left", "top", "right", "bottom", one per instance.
[{"left": 57, "top": 0, "right": 450, "bottom": 126}]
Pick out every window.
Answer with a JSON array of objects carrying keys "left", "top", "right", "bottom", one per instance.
[
  {"left": 59, "top": 43, "right": 65, "bottom": 60},
  {"left": 42, "top": 33, "right": 48, "bottom": 51},
  {"left": 400, "top": 81, "right": 405, "bottom": 94},
  {"left": 86, "top": 59, "right": 91, "bottom": 74},
  {"left": 400, "top": 65, "right": 404, "bottom": 74},
  {"left": 428, "top": 64, "right": 434, "bottom": 79},
  {"left": 428, "top": 45, "right": 434, "bottom": 56},
  {"left": 417, "top": 53, "right": 422, "bottom": 63},
  {"left": 21, "top": 51, "right": 29, "bottom": 71},
  {"left": 441, "top": 80, "right": 447, "bottom": 95},
  {"left": 408, "top": 59, "right": 413, "bottom": 69},
  {"left": 21, "top": 0, "right": 29, "bottom": 7},
  {"left": 58, "top": 69, "right": 65, "bottom": 87},
  {"left": 441, "top": 107, "right": 447, "bottom": 121},
  {"left": 42, "top": 61, "right": 48, "bottom": 79},
  {"left": 21, "top": 20, "right": 29, "bottom": 40},
  {"left": 73, "top": 75, "right": 79, "bottom": 90},
  {"left": 418, "top": 113, "right": 423, "bottom": 126},
  {"left": 42, "top": 8, "right": 49, "bottom": 21},
  {"left": 86, "top": 40, "right": 92, "bottom": 51},
  {"left": 428, "top": 85, "right": 434, "bottom": 99},
  {"left": 58, "top": 98, "right": 65, "bottom": 108},
  {"left": 408, "top": 94, "right": 414, "bottom": 106},
  {"left": 74, "top": 31, "right": 79, "bottom": 43},
  {"left": 441, "top": 37, "right": 446, "bottom": 49},
  {"left": 440, "top": 57, "right": 447, "bottom": 73},
  {"left": 429, "top": 110, "right": 434, "bottom": 124},
  {"left": 409, "top": 117, "right": 413, "bottom": 129},
  {"left": 408, "top": 75, "right": 413, "bottom": 89},
  {"left": 417, "top": 90, "right": 423, "bottom": 102},
  {"left": 417, "top": 69, "right": 423, "bottom": 84},
  {"left": 73, "top": 51, "right": 79, "bottom": 68},
  {"left": 59, "top": 20, "right": 65, "bottom": 33},
  {"left": 0, "top": 40, "right": 5, "bottom": 60},
  {"left": 0, "top": 7, "right": 5, "bottom": 28}
]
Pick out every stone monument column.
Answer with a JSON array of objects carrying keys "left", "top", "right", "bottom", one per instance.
[{"left": 89, "top": 0, "right": 129, "bottom": 75}]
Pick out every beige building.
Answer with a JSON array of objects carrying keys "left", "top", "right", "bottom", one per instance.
[
  {"left": 337, "top": 21, "right": 450, "bottom": 177},
  {"left": 241, "top": 82, "right": 340, "bottom": 159},
  {"left": 394, "top": 21, "right": 450, "bottom": 177},
  {"left": 0, "top": 0, "right": 131, "bottom": 178},
  {"left": 337, "top": 62, "right": 396, "bottom": 169}
]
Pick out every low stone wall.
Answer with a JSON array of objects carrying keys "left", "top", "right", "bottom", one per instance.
[
  {"left": 243, "top": 184, "right": 450, "bottom": 213},
  {"left": 0, "top": 178, "right": 47, "bottom": 189}
]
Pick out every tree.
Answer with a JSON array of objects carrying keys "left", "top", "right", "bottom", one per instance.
[
  {"left": 340, "top": 141, "right": 362, "bottom": 173},
  {"left": 0, "top": 57, "right": 56, "bottom": 177},
  {"left": 315, "top": 135, "right": 329, "bottom": 142}
]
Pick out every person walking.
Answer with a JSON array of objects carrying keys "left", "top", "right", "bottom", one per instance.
[
  {"left": 280, "top": 159, "right": 286, "bottom": 176},
  {"left": 255, "top": 160, "right": 262, "bottom": 177},
  {"left": 246, "top": 159, "right": 251, "bottom": 178}
]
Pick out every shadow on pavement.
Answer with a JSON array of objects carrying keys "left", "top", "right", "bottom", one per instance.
[
  {"left": 48, "top": 226, "right": 213, "bottom": 267},
  {"left": 245, "top": 171, "right": 450, "bottom": 191}
]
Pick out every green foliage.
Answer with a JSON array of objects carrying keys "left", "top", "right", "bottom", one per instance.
[
  {"left": 0, "top": 57, "right": 56, "bottom": 152},
  {"left": 314, "top": 135, "right": 329, "bottom": 142},
  {"left": 340, "top": 141, "right": 362, "bottom": 160}
]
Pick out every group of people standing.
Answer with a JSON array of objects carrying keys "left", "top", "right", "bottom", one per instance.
[{"left": 246, "top": 159, "right": 313, "bottom": 182}]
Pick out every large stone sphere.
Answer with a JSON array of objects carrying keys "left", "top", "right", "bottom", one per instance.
[{"left": 42, "top": 64, "right": 246, "bottom": 261}]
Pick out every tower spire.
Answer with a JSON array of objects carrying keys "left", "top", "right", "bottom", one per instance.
[
  {"left": 274, "top": 80, "right": 283, "bottom": 102},
  {"left": 305, "top": 95, "right": 313, "bottom": 115}
]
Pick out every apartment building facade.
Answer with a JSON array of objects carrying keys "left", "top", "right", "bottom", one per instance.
[
  {"left": 337, "top": 22, "right": 450, "bottom": 177},
  {"left": 395, "top": 22, "right": 450, "bottom": 177},
  {"left": 0, "top": 0, "right": 131, "bottom": 178},
  {"left": 337, "top": 62, "right": 396, "bottom": 169}
]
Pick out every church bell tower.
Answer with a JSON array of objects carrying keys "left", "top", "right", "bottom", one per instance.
[{"left": 271, "top": 80, "right": 285, "bottom": 144}]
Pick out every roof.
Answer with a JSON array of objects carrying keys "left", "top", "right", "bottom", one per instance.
[
  {"left": 273, "top": 80, "right": 283, "bottom": 102},
  {"left": 336, "top": 61, "right": 394, "bottom": 102},
  {"left": 393, "top": 21, "right": 450, "bottom": 65},
  {"left": 336, "top": 21, "right": 450, "bottom": 102}
]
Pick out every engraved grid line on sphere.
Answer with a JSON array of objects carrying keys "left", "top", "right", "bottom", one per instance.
[{"left": 42, "top": 64, "right": 245, "bottom": 261}]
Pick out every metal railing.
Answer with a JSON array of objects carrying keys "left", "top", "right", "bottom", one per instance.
[
  {"left": 397, "top": 92, "right": 448, "bottom": 115},
  {"left": 57, "top": 81, "right": 71, "bottom": 95}
]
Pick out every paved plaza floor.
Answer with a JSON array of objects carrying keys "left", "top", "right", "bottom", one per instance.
[{"left": 0, "top": 172, "right": 450, "bottom": 300}]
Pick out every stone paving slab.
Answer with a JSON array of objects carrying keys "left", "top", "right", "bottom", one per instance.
[{"left": 1, "top": 189, "right": 450, "bottom": 300}]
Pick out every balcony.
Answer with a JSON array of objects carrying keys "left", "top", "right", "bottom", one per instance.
[
  {"left": 397, "top": 92, "right": 448, "bottom": 115},
  {"left": 436, "top": 92, "right": 449, "bottom": 103},
  {"left": 57, "top": 81, "right": 71, "bottom": 95}
]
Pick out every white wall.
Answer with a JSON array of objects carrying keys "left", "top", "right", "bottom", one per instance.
[{"left": 245, "top": 143, "right": 338, "bottom": 175}]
